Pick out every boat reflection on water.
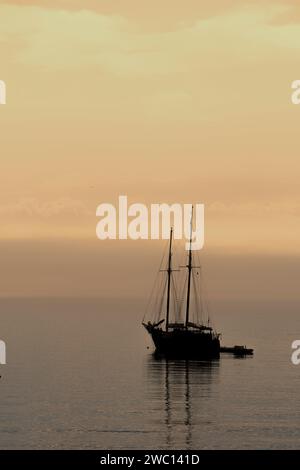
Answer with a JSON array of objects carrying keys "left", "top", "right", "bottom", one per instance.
[{"left": 146, "top": 354, "right": 220, "bottom": 449}]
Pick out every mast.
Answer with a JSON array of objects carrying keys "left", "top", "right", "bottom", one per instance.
[
  {"left": 185, "top": 206, "right": 193, "bottom": 328},
  {"left": 165, "top": 227, "right": 173, "bottom": 332}
]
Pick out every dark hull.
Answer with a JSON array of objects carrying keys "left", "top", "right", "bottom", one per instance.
[{"left": 148, "top": 328, "right": 220, "bottom": 359}]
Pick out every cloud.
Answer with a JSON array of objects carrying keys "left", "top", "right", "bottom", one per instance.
[
  {"left": 270, "top": 6, "right": 300, "bottom": 25},
  {"left": 0, "top": 198, "right": 92, "bottom": 217},
  {"left": 0, "top": 1, "right": 241, "bottom": 31},
  {"left": 208, "top": 201, "right": 300, "bottom": 218},
  {"left": 1, "top": 0, "right": 300, "bottom": 28},
  {"left": 0, "top": 3, "right": 299, "bottom": 76}
]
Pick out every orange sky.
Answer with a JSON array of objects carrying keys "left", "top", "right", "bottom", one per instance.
[{"left": 0, "top": 1, "right": 299, "bottom": 297}]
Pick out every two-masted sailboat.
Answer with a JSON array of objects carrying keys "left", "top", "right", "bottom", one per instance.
[{"left": 143, "top": 208, "right": 221, "bottom": 359}]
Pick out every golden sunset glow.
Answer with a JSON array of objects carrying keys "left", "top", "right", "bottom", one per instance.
[{"left": 1, "top": 0, "right": 300, "bottom": 297}]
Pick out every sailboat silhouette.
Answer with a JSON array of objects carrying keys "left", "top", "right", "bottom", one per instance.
[{"left": 143, "top": 207, "right": 220, "bottom": 359}]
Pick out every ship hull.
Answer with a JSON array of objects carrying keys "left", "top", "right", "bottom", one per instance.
[{"left": 147, "top": 328, "right": 220, "bottom": 359}]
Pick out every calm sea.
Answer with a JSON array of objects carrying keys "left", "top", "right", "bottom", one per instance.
[{"left": 0, "top": 297, "right": 299, "bottom": 450}]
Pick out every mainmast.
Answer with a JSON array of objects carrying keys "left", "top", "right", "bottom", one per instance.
[
  {"left": 165, "top": 227, "right": 173, "bottom": 332},
  {"left": 185, "top": 206, "right": 193, "bottom": 328}
]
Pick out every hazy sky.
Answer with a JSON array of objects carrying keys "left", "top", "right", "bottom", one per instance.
[{"left": 0, "top": 1, "right": 299, "bottom": 298}]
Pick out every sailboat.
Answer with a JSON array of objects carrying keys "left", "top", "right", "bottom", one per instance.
[{"left": 143, "top": 208, "right": 221, "bottom": 359}]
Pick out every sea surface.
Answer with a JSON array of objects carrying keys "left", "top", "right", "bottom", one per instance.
[{"left": 0, "top": 297, "right": 299, "bottom": 450}]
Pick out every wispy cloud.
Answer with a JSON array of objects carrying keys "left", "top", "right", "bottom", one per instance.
[
  {"left": 0, "top": 198, "right": 92, "bottom": 217},
  {"left": 0, "top": 3, "right": 299, "bottom": 75}
]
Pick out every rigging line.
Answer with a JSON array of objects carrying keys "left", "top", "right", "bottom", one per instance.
[
  {"left": 142, "top": 238, "right": 170, "bottom": 322},
  {"left": 192, "top": 270, "right": 198, "bottom": 325},
  {"left": 194, "top": 252, "right": 203, "bottom": 323},
  {"left": 192, "top": 269, "right": 201, "bottom": 325},
  {"left": 171, "top": 274, "right": 180, "bottom": 323},
  {"left": 178, "top": 276, "right": 188, "bottom": 324},
  {"left": 171, "top": 274, "right": 179, "bottom": 307},
  {"left": 157, "top": 276, "right": 168, "bottom": 322},
  {"left": 199, "top": 267, "right": 205, "bottom": 324},
  {"left": 195, "top": 250, "right": 212, "bottom": 327},
  {"left": 153, "top": 273, "right": 166, "bottom": 323},
  {"left": 144, "top": 270, "right": 162, "bottom": 322},
  {"left": 197, "top": 254, "right": 210, "bottom": 325}
]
